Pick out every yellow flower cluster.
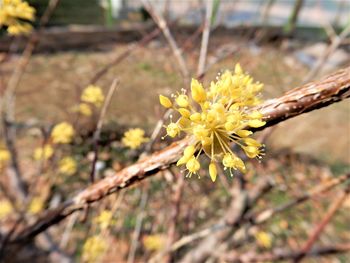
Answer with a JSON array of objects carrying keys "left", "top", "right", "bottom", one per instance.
[
  {"left": 0, "top": 200, "right": 13, "bottom": 219},
  {"left": 33, "top": 144, "right": 53, "bottom": 161},
  {"left": 82, "top": 235, "right": 107, "bottom": 263},
  {"left": 59, "top": 157, "right": 77, "bottom": 175},
  {"left": 94, "top": 210, "right": 116, "bottom": 230},
  {"left": 81, "top": 85, "right": 105, "bottom": 108},
  {"left": 122, "top": 128, "right": 149, "bottom": 149},
  {"left": 0, "top": 0, "right": 35, "bottom": 35},
  {"left": 159, "top": 64, "right": 265, "bottom": 182},
  {"left": 76, "top": 102, "right": 92, "bottom": 116},
  {"left": 51, "top": 122, "right": 75, "bottom": 144},
  {"left": 255, "top": 231, "right": 272, "bottom": 248},
  {"left": 143, "top": 234, "right": 165, "bottom": 251}
]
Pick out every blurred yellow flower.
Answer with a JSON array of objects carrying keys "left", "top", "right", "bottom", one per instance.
[
  {"left": 59, "top": 157, "right": 77, "bottom": 176},
  {"left": 51, "top": 122, "right": 74, "bottom": 144},
  {"left": 255, "top": 231, "right": 272, "bottom": 248},
  {"left": 34, "top": 145, "right": 53, "bottom": 161},
  {"left": 82, "top": 235, "right": 107, "bottom": 263},
  {"left": 94, "top": 210, "right": 115, "bottom": 230},
  {"left": 81, "top": 85, "right": 105, "bottom": 108},
  {"left": 122, "top": 128, "right": 149, "bottom": 149},
  {"left": 78, "top": 103, "right": 92, "bottom": 116},
  {"left": 0, "top": 148, "right": 10, "bottom": 161},
  {"left": 160, "top": 64, "right": 265, "bottom": 181},
  {"left": 143, "top": 234, "right": 165, "bottom": 251},
  {"left": 0, "top": 148, "right": 10, "bottom": 169},
  {"left": 0, "top": 0, "right": 35, "bottom": 35},
  {"left": 28, "top": 197, "right": 44, "bottom": 214},
  {"left": 0, "top": 200, "right": 13, "bottom": 219}
]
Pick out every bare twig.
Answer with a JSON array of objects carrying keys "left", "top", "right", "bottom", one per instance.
[
  {"left": 127, "top": 187, "right": 149, "bottom": 263},
  {"left": 89, "top": 25, "right": 166, "bottom": 85},
  {"left": 142, "top": 0, "right": 190, "bottom": 82},
  {"left": 90, "top": 79, "right": 118, "bottom": 182},
  {"left": 303, "top": 24, "right": 350, "bottom": 83},
  {"left": 144, "top": 109, "right": 172, "bottom": 153},
  {"left": 293, "top": 187, "right": 350, "bottom": 262},
  {"left": 1, "top": 0, "right": 61, "bottom": 203},
  {"left": 8, "top": 67, "right": 350, "bottom": 244},
  {"left": 197, "top": 0, "right": 214, "bottom": 77},
  {"left": 169, "top": 173, "right": 350, "bottom": 256}
]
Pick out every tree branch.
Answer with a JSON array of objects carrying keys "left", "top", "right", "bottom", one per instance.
[{"left": 9, "top": 67, "right": 350, "bottom": 244}]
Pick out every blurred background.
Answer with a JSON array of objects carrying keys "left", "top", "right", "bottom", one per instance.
[{"left": 0, "top": 0, "right": 349, "bottom": 262}]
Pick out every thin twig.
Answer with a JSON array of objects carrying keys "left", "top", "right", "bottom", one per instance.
[
  {"left": 142, "top": 0, "right": 190, "bottom": 83},
  {"left": 303, "top": 24, "right": 350, "bottom": 83},
  {"left": 1, "top": 0, "right": 61, "bottom": 203},
  {"left": 170, "top": 173, "right": 350, "bottom": 255},
  {"left": 90, "top": 79, "right": 119, "bottom": 183},
  {"left": 197, "top": 0, "right": 213, "bottom": 77},
  {"left": 293, "top": 187, "right": 350, "bottom": 263},
  {"left": 127, "top": 187, "right": 148, "bottom": 263}
]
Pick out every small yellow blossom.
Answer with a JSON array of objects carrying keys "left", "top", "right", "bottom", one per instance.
[
  {"left": 122, "top": 128, "right": 149, "bottom": 149},
  {"left": 255, "top": 231, "right": 272, "bottom": 248},
  {"left": 82, "top": 235, "right": 107, "bottom": 263},
  {"left": 59, "top": 157, "right": 77, "bottom": 176},
  {"left": 143, "top": 234, "right": 165, "bottom": 251},
  {"left": 33, "top": 145, "right": 54, "bottom": 161},
  {"left": 160, "top": 64, "right": 265, "bottom": 181},
  {"left": 94, "top": 210, "right": 115, "bottom": 230},
  {"left": 28, "top": 197, "right": 44, "bottom": 214},
  {"left": 77, "top": 103, "right": 92, "bottom": 116},
  {"left": 51, "top": 122, "right": 74, "bottom": 144},
  {"left": 0, "top": 0, "right": 35, "bottom": 35},
  {"left": 81, "top": 85, "right": 105, "bottom": 108},
  {"left": 0, "top": 200, "right": 13, "bottom": 219},
  {"left": 0, "top": 148, "right": 10, "bottom": 169}
]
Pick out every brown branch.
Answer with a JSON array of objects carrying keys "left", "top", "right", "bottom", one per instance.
[
  {"left": 293, "top": 187, "right": 350, "bottom": 262},
  {"left": 173, "top": 172, "right": 350, "bottom": 259},
  {"left": 9, "top": 67, "right": 350, "bottom": 244}
]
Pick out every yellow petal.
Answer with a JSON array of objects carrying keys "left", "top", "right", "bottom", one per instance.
[
  {"left": 178, "top": 108, "right": 191, "bottom": 118},
  {"left": 159, "top": 95, "right": 172, "bottom": 108},
  {"left": 248, "top": 119, "right": 266, "bottom": 128},
  {"left": 184, "top": 145, "right": 196, "bottom": 158},
  {"left": 209, "top": 162, "right": 217, "bottom": 182},
  {"left": 191, "top": 79, "right": 206, "bottom": 103},
  {"left": 236, "top": 130, "right": 252, "bottom": 137}
]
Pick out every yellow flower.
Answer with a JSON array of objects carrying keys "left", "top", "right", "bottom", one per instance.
[
  {"left": 0, "top": 200, "right": 13, "bottom": 219},
  {"left": 143, "top": 234, "right": 165, "bottom": 251},
  {"left": 0, "top": 0, "right": 35, "bottom": 35},
  {"left": 33, "top": 145, "right": 54, "bottom": 161},
  {"left": 94, "top": 210, "right": 115, "bottom": 230},
  {"left": 28, "top": 197, "right": 44, "bottom": 214},
  {"left": 122, "top": 128, "right": 149, "bottom": 149},
  {"left": 81, "top": 85, "right": 105, "bottom": 108},
  {"left": 160, "top": 64, "right": 265, "bottom": 181},
  {"left": 59, "top": 157, "right": 77, "bottom": 176},
  {"left": 51, "top": 122, "right": 74, "bottom": 144},
  {"left": 77, "top": 103, "right": 92, "bottom": 116},
  {"left": 82, "top": 235, "right": 107, "bottom": 263},
  {"left": 255, "top": 231, "right": 272, "bottom": 248},
  {"left": 0, "top": 148, "right": 10, "bottom": 169}
]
